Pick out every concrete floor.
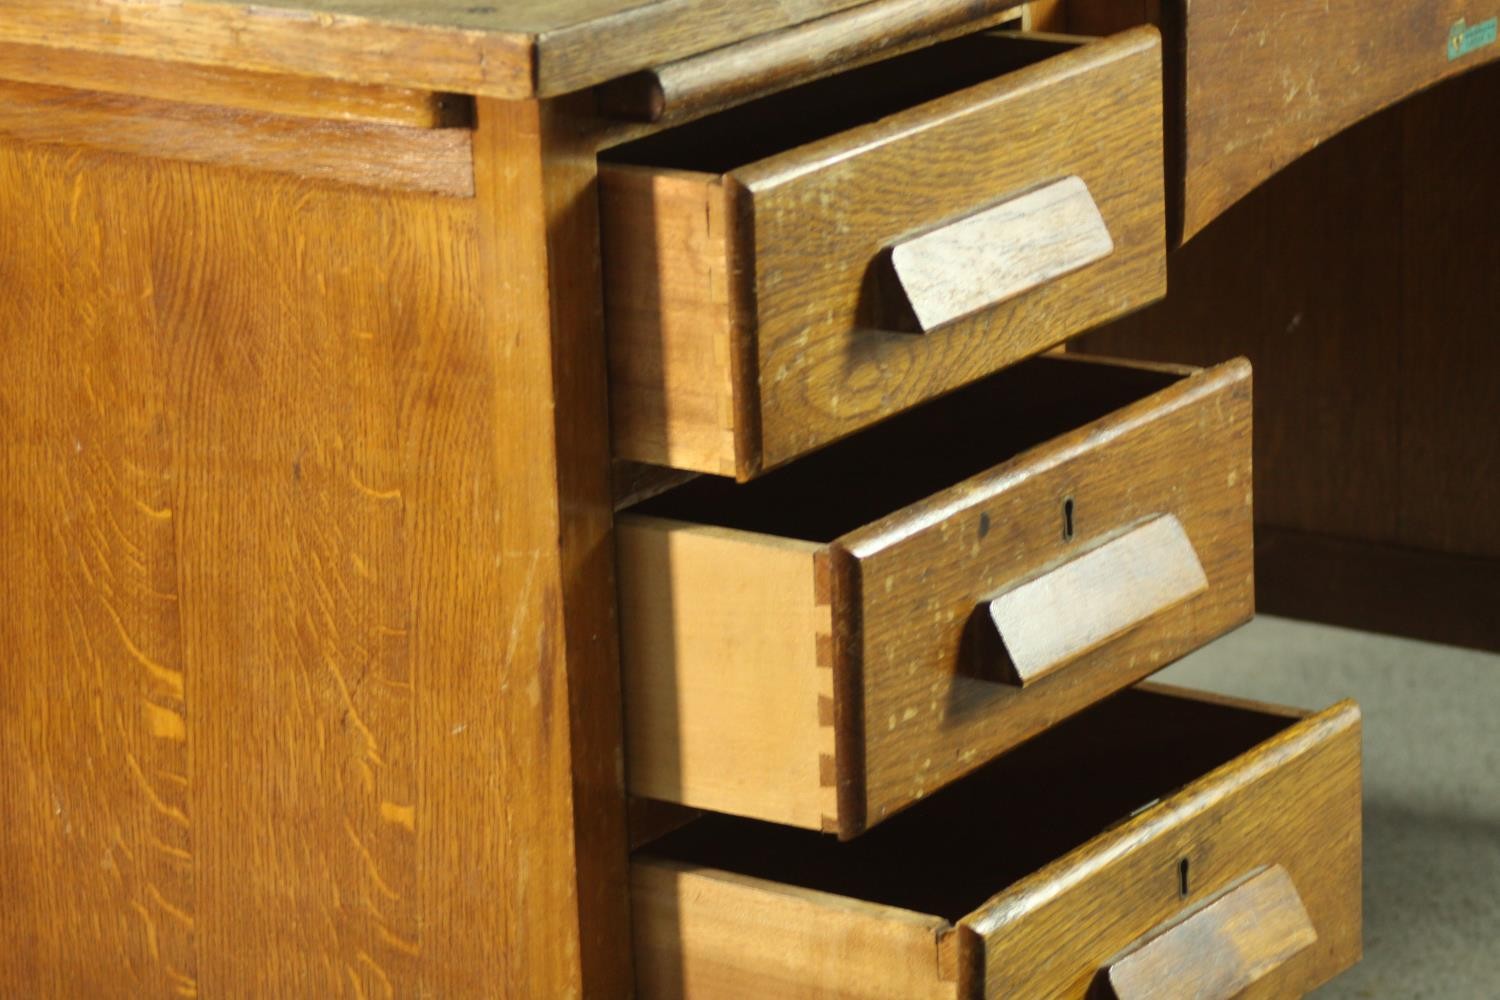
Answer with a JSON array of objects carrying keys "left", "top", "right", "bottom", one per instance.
[{"left": 1159, "top": 617, "right": 1500, "bottom": 999}]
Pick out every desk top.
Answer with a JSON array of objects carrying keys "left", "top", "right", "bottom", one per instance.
[{"left": 0, "top": 0, "right": 878, "bottom": 100}]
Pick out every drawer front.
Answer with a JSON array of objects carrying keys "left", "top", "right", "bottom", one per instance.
[
  {"left": 961, "top": 687, "right": 1362, "bottom": 998},
  {"left": 632, "top": 688, "right": 1363, "bottom": 999},
  {"left": 745, "top": 29, "right": 1164, "bottom": 473},
  {"left": 603, "top": 28, "right": 1166, "bottom": 478},
  {"left": 619, "top": 357, "right": 1252, "bottom": 836},
  {"left": 845, "top": 359, "right": 1252, "bottom": 831}
]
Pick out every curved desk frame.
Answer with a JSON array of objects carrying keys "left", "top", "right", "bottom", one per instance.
[{"left": 1070, "top": 0, "right": 1500, "bottom": 243}]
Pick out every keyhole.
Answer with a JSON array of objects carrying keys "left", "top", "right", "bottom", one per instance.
[
  {"left": 1178, "top": 857, "right": 1191, "bottom": 899},
  {"left": 1062, "top": 497, "right": 1076, "bottom": 542}
]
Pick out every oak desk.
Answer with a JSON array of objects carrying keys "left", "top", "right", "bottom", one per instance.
[{"left": 0, "top": 1, "right": 1492, "bottom": 995}]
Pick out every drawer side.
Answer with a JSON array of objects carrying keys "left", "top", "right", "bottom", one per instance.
[
  {"left": 632, "top": 859, "right": 959, "bottom": 1000},
  {"left": 618, "top": 517, "right": 836, "bottom": 829},
  {"left": 603, "top": 167, "right": 741, "bottom": 475}
]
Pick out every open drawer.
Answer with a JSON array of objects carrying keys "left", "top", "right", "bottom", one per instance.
[
  {"left": 632, "top": 684, "right": 1363, "bottom": 999},
  {"left": 618, "top": 355, "right": 1253, "bottom": 836},
  {"left": 600, "top": 27, "right": 1166, "bottom": 478}
]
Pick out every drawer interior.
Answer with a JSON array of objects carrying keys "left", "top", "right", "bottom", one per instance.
[
  {"left": 601, "top": 32, "right": 1077, "bottom": 174},
  {"left": 631, "top": 356, "right": 1186, "bottom": 542},
  {"left": 638, "top": 687, "right": 1299, "bottom": 922}
]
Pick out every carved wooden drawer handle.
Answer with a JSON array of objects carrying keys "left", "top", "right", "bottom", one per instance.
[
  {"left": 982, "top": 514, "right": 1206, "bottom": 687},
  {"left": 877, "top": 175, "right": 1114, "bottom": 333},
  {"left": 1101, "top": 865, "right": 1319, "bottom": 1000}
]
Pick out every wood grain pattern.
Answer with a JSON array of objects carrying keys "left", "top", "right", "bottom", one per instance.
[
  {"left": 0, "top": 93, "right": 629, "bottom": 996},
  {"left": 1395, "top": 62, "right": 1500, "bottom": 560},
  {"left": 1101, "top": 865, "right": 1317, "bottom": 1000},
  {"left": 1168, "top": 0, "right": 1500, "bottom": 242},
  {"left": 0, "top": 78, "right": 474, "bottom": 197},
  {"left": 595, "top": 0, "right": 1029, "bottom": 123},
  {"left": 1064, "top": 0, "right": 1161, "bottom": 36},
  {"left": 633, "top": 861, "right": 958, "bottom": 1000},
  {"left": 631, "top": 687, "right": 1363, "bottom": 999},
  {"left": 604, "top": 29, "right": 1166, "bottom": 476},
  {"left": 986, "top": 514, "right": 1208, "bottom": 688},
  {"left": 0, "top": 40, "right": 465, "bottom": 127},
  {"left": 618, "top": 357, "right": 1252, "bottom": 835},
  {"left": 616, "top": 519, "right": 836, "bottom": 830},
  {"left": 0, "top": 0, "right": 907, "bottom": 99}
]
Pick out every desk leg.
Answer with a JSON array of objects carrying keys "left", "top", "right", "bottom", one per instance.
[{"left": 470, "top": 96, "right": 634, "bottom": 997}]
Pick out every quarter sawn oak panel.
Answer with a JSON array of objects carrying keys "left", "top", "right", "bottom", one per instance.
[{"left": 0, "top": 96, "right": 631, "bottom": 997}]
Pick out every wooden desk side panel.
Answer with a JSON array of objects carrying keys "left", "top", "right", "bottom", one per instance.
[{"left": 0, "top": 101, "right": 628, "bottom": 996}]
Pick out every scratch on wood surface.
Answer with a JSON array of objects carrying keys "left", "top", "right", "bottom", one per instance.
[
  {"left": 503, "top": 547, "right": 543, "bottom": 671},
  {"left": 325, "top": 652, "right": 384, "bottom": 765}
]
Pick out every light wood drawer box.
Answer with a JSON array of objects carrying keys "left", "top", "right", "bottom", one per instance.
[
  {"left": 632, "top": 684, "right": 1363, "bottom": 999},
  {"left": 617, "top": 355, "right": 1253, "bottom": 837},
  {"left": 600, "top": 27, "right": 1166, "bottom": 479}
]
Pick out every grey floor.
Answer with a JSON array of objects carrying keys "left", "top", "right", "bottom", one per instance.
[{"left": 1159, "top": 617, "right": 1500, "bottom": 999}]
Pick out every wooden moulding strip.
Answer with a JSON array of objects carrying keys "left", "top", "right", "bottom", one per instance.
[
  {"left": 0, "top": 0, "right": 938, "bottom": 99},
  {"left": 595, "top": 0, "right": 1033, "bottom": 124},
  {"left": 0, "top": 78, "right": 475, "bottom": 198},
  {"left": 0, "top": 41, "right": 468, "bottom": 128}
]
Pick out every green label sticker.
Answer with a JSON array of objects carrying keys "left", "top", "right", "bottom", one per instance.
[{"left": 1449, "top": 16, "right": 1499, "bottom": 60}]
